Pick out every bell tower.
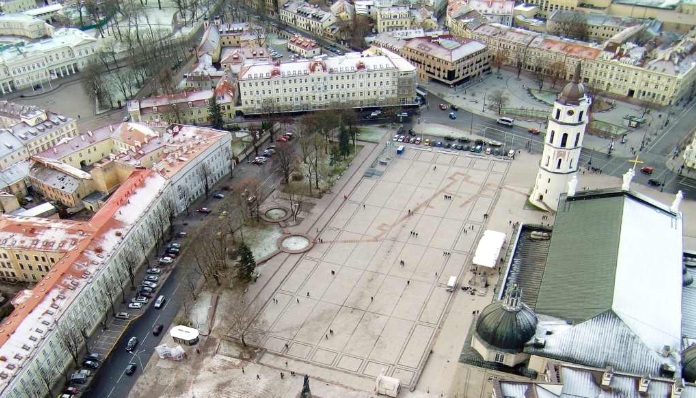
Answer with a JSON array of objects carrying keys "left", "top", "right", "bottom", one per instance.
[{"left": 530, "top": 62, "right": 591, "bottom": 211}]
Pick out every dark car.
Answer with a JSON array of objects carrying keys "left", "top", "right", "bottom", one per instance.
[
  {"left": 64, "top": 386, "right": 80, "bottom": 394},
  {"left": 197, "top": 207, "right": 212, "bottom": 214},
  {"left": 457, "top": 137, "right": 471, "bottom": 143},
  {"left": 85, "top": 353, "right": 102, "bottom": 362},
  {"left": 444, "top": 143, "right": 452, "bottom": 149},
  {"left": 125, "top": 363, "right": 137, "bottom": 376},
  {"left": 153, "top": 324, "right": 164, "bottom": 336},
  {"left": 450, "top": 104, "right": 458, "bottom": 111},
  {"left": 213, "top": 193, "right": 225, "bottom": 199},
  {"left": 435, "top": 141, "right": 443, "bottom": 147},
  {"left": 444, "top": 136, "right": 455, "bottom": 141},
  {"left": 126, "top": 337, "right": 138, "bottom": 351},
  {"left": 82, "top": 360, "right": 99, "bottom": 369},
  {"left": 166, "top": 247, "right": 180, "bottom": 255},
  {"left": 648, "top": 178, "right": 662, "bottom": 186},
  {"left": 454, "top": 144, "right": 463, "bottom": 150}
]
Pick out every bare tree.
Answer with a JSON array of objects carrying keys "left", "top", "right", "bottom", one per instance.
[
  {"left": 286, "top": 184, "right": 303, "bottom": 223},
  {"left": 273, "top": 142, "right": 298, "bottom": 184},
  {"left": 488, "top": 89, "right": 510, "bottom": 115},
  {"left": 492, "top": 49, "right": 508, "bottom": 73},
  {"left": 533, "top": 58, "right": 545, "bottom": 90},
  {"left": 99, "top": 279, "right": 118, "bottom": 317},
  {"left": 549, "top": 11, "right": 589, "bottom": 41},
  {"left": 121, "top": 249, "right": 140, "bottom": 289},
  {"left": 197, "top": 162, "right": 213, "bottom": 198},
  {"left": 234, "top": 177, "right": 263, "bottom": 222},
  {"left": 549, "top": 60, "right": 566, "bottom": 88},
  {"left": 35, "top": 363, "right": 55, "bottom": 397},
  {"left": 226, "top": 294, "right": 268, "bottom": 347},
  {"left": 56, "top": 320, "right": 82, "bottom": 364},
  {"left": 183, "top": 268, "right": 201, "bottom": 300},
  {"left": 133, "top": 232, "right": 152, "bottom": 267},
  {"left": 192, "top": 235, "right": 228, "bottom": 286}
]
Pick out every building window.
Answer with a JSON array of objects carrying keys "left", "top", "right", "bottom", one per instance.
[
  {"left": 561, "top": 133, "right": 568, "bottom": 148},
  {"left": 556, "top": 158, "right": 562, "bottom": 169},
  {"left": 574, "top": 133, "right": 580, "bottom": 147},
  {"left": 549, "top": 130, "right": 555, "bottom": 144},
  {"left": 494, "top": 353, "right": 505, "bottom": 363}
]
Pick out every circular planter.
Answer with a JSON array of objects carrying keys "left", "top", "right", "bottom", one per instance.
[{"left": 278, "top": 234, "right": 313, "bottom": 254}]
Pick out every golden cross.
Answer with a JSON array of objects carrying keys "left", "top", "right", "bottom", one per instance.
[{"left": 628, "top": 154, "right": 643, "bottom": 171}]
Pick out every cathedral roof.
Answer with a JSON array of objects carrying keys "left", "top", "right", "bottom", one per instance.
[{"left": 475, "top": 287, "right": 538, "bottom": 351}]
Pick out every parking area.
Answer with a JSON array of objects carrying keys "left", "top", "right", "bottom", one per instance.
[
  {"left": 91, "top": 317, "right": 138, "bottom": 355},
  {"left": 254, "top": 148, "right": 511, "bottom": 389}
]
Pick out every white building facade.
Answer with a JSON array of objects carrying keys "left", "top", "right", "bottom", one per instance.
[
  {"left": 238, "top": 50, "right": 417, "bottom": 114},
  {"left": 280, "top": 0, "right": 337, "bottom": 37},
  {"left": 0, "top": 28, "right": 97, "bottom": 94},
  {"left": 530, "top": 64, "right": 589, "bottom": 211}
]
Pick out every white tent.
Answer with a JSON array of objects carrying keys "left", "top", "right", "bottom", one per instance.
[
  {"left": 375, "top": 373, "right": 401, "bottom": 397},
  {"left": 473, "top": 230, "right": 506, "bottom": 268}
]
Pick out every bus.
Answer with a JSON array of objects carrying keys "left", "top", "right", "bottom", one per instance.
[{"left": 415, "top": 87, "right": 427, "bottom": 99}]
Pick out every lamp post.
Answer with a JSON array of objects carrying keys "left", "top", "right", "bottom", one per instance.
[{"left": 482, "top": 93, "right": 486, "bottom": 113}]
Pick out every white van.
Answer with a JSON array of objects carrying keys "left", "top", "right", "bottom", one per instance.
[
  {"left": 508, "top": 149, "right": 516, "bottom": 158},
  {"left": 496, "top": 117, "right": 514, "bottom": 127},
  {"left": 154, "top": 295, "right": 166, "bottom": 309},
  {"left": 446, "top": 276, "right": 457, "bottom": 292}
]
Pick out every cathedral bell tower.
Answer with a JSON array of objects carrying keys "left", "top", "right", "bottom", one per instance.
[{"left": 530, "top": 62, "right": 591, "bottom": 211}]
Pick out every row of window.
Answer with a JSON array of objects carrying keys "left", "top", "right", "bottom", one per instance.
[
  {"left": 244, "top": 90, "right": 397, "bottom": 105},
  {"left": 242, "top": 72, "right": 397, "bottom": 87}
]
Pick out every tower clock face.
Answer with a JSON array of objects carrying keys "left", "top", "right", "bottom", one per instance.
[{"left": 567, "top": 110, "right": 575, "bottom": 116}]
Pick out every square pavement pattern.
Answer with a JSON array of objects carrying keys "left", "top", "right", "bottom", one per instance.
[{"left": 257, "top": 148, "right": 510, "bottom": 388}]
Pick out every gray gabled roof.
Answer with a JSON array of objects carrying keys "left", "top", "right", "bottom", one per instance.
[{"left": 535, "top": 194, "right": 624, "bottom": 323}]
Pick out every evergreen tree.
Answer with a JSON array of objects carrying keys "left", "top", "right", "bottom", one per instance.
[
  {"left": 338, "top": 125, "right": 351, "bottom": 158},
  {"left": 237, "top": 242, "right": 256, "bottom": 281},
  {"left": 208, "top": 95, "right": 224, "bottom": 129}
]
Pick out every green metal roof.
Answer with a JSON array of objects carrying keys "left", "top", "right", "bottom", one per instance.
[{"left": 535, "top": 195, "right": 625, "bottom": 323}]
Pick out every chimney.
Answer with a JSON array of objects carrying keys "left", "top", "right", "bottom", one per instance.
[
  {"left": 672, "top": 379, "right": 685, "bottom": 398},
  {"left": 601, "top": 368, "right": 613, "bottom": 387},
  {"left": 639, "top": 374, "right": 650, "bottom": 393}
]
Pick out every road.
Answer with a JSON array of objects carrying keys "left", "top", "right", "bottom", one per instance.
[
  {"left": 412, "top": 92, "right": 696, "bottom": 198},
  {"left": 82, "top": 142, "right": 285, "bottom": 398}
]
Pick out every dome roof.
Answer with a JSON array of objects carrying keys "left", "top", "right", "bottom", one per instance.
[
  {"left": 558, "top": 62, "right": 585, "bottom": 106},
  {"left": 475, "top": 289, "right": 537, "bottom": 350},
  {"left": 683, "top": 345, "right": 696, "bottom": 382}
]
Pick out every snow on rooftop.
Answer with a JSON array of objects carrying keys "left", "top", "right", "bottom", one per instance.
[
  {"left": 613, "top": 195, "right": 682, "bottom": 352},
  {"left": 113, "top": 172, "right": 168, "bottom": 224}
]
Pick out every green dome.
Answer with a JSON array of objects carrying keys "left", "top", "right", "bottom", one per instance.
[{"left": 475, "top": 294, "right": 538, "bottom": 351}]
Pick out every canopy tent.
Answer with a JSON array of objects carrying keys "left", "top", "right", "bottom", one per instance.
[{"left": 473, "top": 230, "right": 506, "bottom": 268}]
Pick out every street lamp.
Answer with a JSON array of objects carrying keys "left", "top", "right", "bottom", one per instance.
[{"left": 482, "top": 93, "right": 486, "bottom": 113}]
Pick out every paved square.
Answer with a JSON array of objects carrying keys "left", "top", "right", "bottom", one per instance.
[{"left": 258, "top": 148, "right": 510, "bottom": 387}]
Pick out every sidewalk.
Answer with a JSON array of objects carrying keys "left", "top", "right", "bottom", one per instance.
[{"left": 417, "top": 68, "right": 667, "bottom": 159}]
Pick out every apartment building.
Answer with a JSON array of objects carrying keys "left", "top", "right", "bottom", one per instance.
[
  {"left": 0, "top": 15, "right": 53, "bottom": 39},
  {"left": 238, "top": 50, "right": 417, "bottom": 113},
  {"left": 467, "top": 0, "right": 515, "bottom": 26},
  {"left": 221, "top": 46, "right": 273, "bottom": 75},
  {"left": 371, "top": 34, "right": 491, "bottom": 86},
  {"left": 0, "top": 102, "right": 77, "bottom": 171},
  {"left": 128, "top": 78, "right": 237, "bottom": 125},
  {"left": 453, "top": 18, "right": 696, "bottom": 106},
  {"left": 376, "top": 6, "right": 413, "bottom": 32},
  {"left": 0, "top": 169, "right": 174, "bottom": 398},
  {"left": 0, "top": 0, "right": 36, "bottom": 14},
  {"left": 0, "top": 28, "right": 97, "bottom": 94},
  {"left": 287, "top": 35, "right": 322, "bottom": 58},
  {"left": 446, "top": 2, "right": 489, "bottom": 37},
  {"left": 280, "top": 1, "right": 337, "bottom": 37},
  {"left": 35, "top": 122, "right": 232, "bottom": 214}
]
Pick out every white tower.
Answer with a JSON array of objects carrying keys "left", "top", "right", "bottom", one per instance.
[{"left": 530, "top": 62, "right": 591, "bottom": 211}]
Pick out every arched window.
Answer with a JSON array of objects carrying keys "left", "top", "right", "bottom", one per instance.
[
  {"left": 556, "top": 158, "right": 562, "bottom": 169},
  {"left": 549, "top": 130, "right": 555, "bottom": 143},
  {"left": 545, "top": 156, "right": 550, "bottom": 167},
  {"left": 574, "top": 133, "right": 580, "bottom": 147},
  {"left": 569, "top": 158, "right": 573, "bottom": 168},
  {"left": 578, "top": 111, "right": 584, "bottom": 122},
  {"left": 561, "top": 133, "right": 568, "bottom": 148},
  {"left": 555, "top": 108, "right": 561, "bottom": 120}
]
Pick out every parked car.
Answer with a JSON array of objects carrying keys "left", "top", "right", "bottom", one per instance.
[
  {"left": 128, "top": 302, "right": 144, "bottom": 309},
  {"left": 141, "top": 281, "right": 158, "bottom": 289},
  {"left": 213, "top": 193, "right": 225, "bottom": 199},
  {"left": 125, "top": 363, "right": 137, "bottom": 376},
  {"left": 444, "top": 136, "right": 455, "bottom": 141},
  {"left": 138, "top": 291, "right": 153, "bottom": 298},
  {"left": 197, "top": 207, "right": 212, "bottom": 214},
  {"left": 166, "top": 247, "right": 180, "bottom": 255},
  {"left": 75, "top": 369, "right": 92, "bottom": 377},
  {"left": 158, "top": 256, "right": 173, "bottom": 265},
  {"left": 648, "top": 178, "right": 662, "bottom": 186},
  {"left": 126, "top": 337, "right": 138, "bottom": 351},
  {"left": 449, "top": 112, "right": 457, "bottom": 119},
  {"left": 439, "top": 103, "right": 448, "bottom": 110},
  {"left": 168, "top": 242, "right": 181, "bottom": 249},
  {"left": 138, "top": 286, "right": 154, "bottom": 294},
  {"left": 145, "top": 275, "right": 159, "bottom": 282},
  {"left": 82, "top": 360, "right": 99, "bottom": 369},
  {"left": 641, "top": 166, "right": 654, "bottom": 175},
  {"left": 132, "top": 296, "right": 149, "bottom": 303},
  {"left": 414, "top": 138, "right": 421, "bottom": 145},
  {"left": 153, "top": 324, "right": 164, "bottom": 336},
  {"left": 64, "top": 387, "right": 80, "bottom": 394},
  {"left": 488, "top": 140, "right": 503, "bottom": 147},
  {"left": 457, "top": 137, "right": 471, "bottom": 143},
  {"left": 175, "top": 231, "right": 187, "bottom": 238},
  {"left": 528, "top": 128, "right": 541, "bottom": 134},
  {"left": 147, "top": 268, "right": 161, "bottom": 274},
  {"left": 450, "top": 104, "right": 458, "bottom": 111},
  {"left": 69, "top": 374, "right": 88, "bottom": 385},
  {"left": 252, "top": 156, "right": 267, "bottom": 165},
  {"left": 444, "top": 143, "right": 452, "bottom": 149},
  {"left": 435, "top": 141, "right": 443, "bottom": 147},
  {"left": 85, "top": 353, "right": 102, "bottom": 362},
  {"left": 115, "top": 312, "right": 130, "bottom": 320},
  {"left": 424, "top": 138, "right": 430, "bottom": 145}
]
